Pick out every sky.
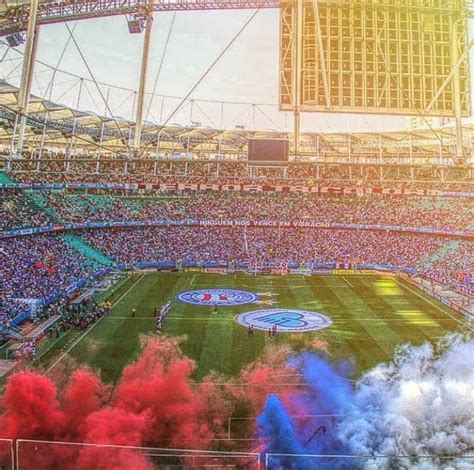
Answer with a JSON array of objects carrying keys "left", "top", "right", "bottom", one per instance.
[{"left": 1, "top": 9, "right": 473, "bottom": 133}]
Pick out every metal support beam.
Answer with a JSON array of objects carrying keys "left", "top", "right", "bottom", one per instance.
[
  {"left": 96, "top": 122, "right": 105, "bottom": 159},
  {"left": 36, "top": 113, "right": 48, "bottom": 171},
  {"left": 128, "top": 91, "right": 137, "bottom": 149},
  {"left": 311, "top": 0, "right": 330, "bottom": 110},
  {"left": 451, "top": 16, "right": 463, "bottom": 161},
  {"left": 186, "top": 99, "right": 193, "bottom": 158},
  {"left": 16, "top": 0, "right": 40, "bottom": 155},
  {"left": 0, "top": 0, "right": 280, "bottom": 37},
  {"left": 217, "top": 101, "right": 224, "bottom": 156},
  {"left": 378, "top": 135, "right": 383, "bottom": 164},
  {"left": 293, "top": 0, "right": 303, "bottom": 158},
  {"left": 66, "top": 78, "right": 84, "bottom": 159},
  {"left": 134, "top": 2, "right": 154, "bottom": 152},
  {"left": 425, "top": 39, "right": 474, "bottom": 113}
]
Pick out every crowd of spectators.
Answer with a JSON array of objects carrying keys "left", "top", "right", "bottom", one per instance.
[
  {"left": 1, "top": 234, "right": 106, "bottom": 322},
  {"left": 41, "top": 297, "right": 111, "bottom": 334},
  {"left": 1, "top": 191, "right": 54, "bottom": 231},
  {"left": 1, "top": 185, "right": 471, "bottom": 330},
  {"left": 10, "top": 191, "right": 473, "bottom": 232},
  {"left": 9, "top": 297, "right": 111, "bottom": 359},
  {"left": 81, "top": 226, "right": 473, "bottom": 279},
  {"left": 5, "top": 157, "right": 473, "bottom": 191}
]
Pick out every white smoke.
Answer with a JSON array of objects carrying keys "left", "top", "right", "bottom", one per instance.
[{"left": 338, "top": 335, "right": 474, "bottom": 470}]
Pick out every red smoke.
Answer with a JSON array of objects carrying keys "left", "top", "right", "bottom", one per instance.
[
  {"left": 0, "top": 338, "right": 301, "bottom": 468},
  {"left": 230, "top": 346, "right": 301, "bottom": 413},
  {"left": 0, "top": 372, "right": 65, "bottom": 441},
  {"left": 112, "top": 338, "right": 217, "bottom": 449},
  {"left": 0, "top": 337, "right": 228, "bottom": 469}
]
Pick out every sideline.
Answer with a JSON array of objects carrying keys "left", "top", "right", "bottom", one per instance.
[
  {"left": 395, "top": 279, "right": 473, "bottom": 332},
  {"left": 45, "top": 274, "right": 145, "bottom": 374},
  {"left": 341, "top": 276, "right": 354, "bottom": 287}
]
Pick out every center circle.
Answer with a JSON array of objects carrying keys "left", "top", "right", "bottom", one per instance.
[
  {"left": 236, "top": 308, "right": 333, "bottom": 332},
  {"left": 176, "top": 289, "right": 260, "bottom": 306}
]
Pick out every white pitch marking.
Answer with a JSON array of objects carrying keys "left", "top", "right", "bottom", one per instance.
[
  {"left": 107, "top": 317, "right": 232, "bottom": 321},
  {"left": 341, "top": 276, "right": 354, "bottom": 287},
  {"left": 189, "top": 274, "right": 196, "bottom": 286},
  {"left": 46, "top": 274, "right": 146, "bottom": 374}
]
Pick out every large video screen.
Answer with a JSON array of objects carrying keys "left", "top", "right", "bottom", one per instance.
[
  {"left": 280, "top": 0, "right": 470, "bottom": 117},
  {"left": 248, "top": 138, "right": 290, "bottom": 163}
]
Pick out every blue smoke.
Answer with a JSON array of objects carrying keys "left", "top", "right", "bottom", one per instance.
[
  {"left": 256, "top": 395, "right": 312, "bottom": 470},
  {"left": 291, "top": 353, "right": 354, "bottom": 416},
  {"left": 256, "top": 338, "right": 474, "bottom": 470},
  {"left": 257, "top": 354, "right": 359, "bottom": 470}
]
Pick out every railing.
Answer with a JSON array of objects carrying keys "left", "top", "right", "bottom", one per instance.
[
  {"left": 15, "top": 440, "right": 260, "bottom": 470},
  {"left": 0, "top": 439, "right": 14, "bottom": 470},
  {"left": 0, "top": 440, "right": 471, "bottom": 469},
  {"left": 265, "top": 453, "right": 474, "bottom": 469}
]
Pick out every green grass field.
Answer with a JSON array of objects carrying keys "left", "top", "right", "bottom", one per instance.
[{"left": 35, "top": 272, "right": 471, "bottom": 384}]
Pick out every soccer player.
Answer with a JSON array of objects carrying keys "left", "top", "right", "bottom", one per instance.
[
  {"left": 132, "top": 308, "right": 136, "bottom": 317},
  {"left": 213, "top": 304, "right": 218, "bottom": 315}
]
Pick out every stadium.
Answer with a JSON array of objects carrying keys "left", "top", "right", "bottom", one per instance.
[{"left": 0, "top": 0, "right": 473, "bottom": 468}]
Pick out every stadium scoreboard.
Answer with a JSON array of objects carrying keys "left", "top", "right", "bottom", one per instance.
[
  {"left": 248, "top": 138, "right": 290, "bottom": 163},
  {"left": 279, "top": 0, "right": 470, "bottom": 117}
]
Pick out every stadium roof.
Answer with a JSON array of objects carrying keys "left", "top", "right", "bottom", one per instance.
[
  {"left": 1, "top": 80, "right": 472, "bottom": 159},
  {"left": 1, "top": 0, "right": 474, "bottom": 38}
]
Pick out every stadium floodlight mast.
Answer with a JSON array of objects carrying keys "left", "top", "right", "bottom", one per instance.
[
  {"left": 133, "top": 0, "right": 154, "bottom": 153},
  {"left": 12, "top": 0, "right": 39, "bottom": 158}
]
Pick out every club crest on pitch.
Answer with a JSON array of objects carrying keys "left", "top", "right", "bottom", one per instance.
[
  {"left": 236, "top": 309, "right": 333, "bottom": 332},
  {"left": 176, "top": 289, "right": 260, "bottom": 306}
]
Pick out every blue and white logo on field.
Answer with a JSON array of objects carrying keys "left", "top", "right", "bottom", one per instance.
[
  {"left": 236, "top": 309, "right": 333, "bottom": 332},
  {"left": 176, "top": 289, "right": 260, "bottom": 306}
]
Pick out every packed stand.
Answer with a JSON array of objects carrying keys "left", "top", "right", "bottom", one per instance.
[
  {"left": 1, "top": 191, "right": 54, "bottom": 231},
  {"left": 1, "top": 234, "right": 106, "bottom": 322},
  {"left": 6, "top": 157, "right": 474, "bottom": 191},
  {"left": 34, "top": 192, "right": 474, "bottom": 232},
  {"left": 80, "top": 226, "right": 474, "bottom": 278},
  {"left": 11, "top": 297, "right": 112, "bottom": 360}
]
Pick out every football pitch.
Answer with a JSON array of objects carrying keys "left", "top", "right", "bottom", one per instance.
[{"left": 36, "top": 272, "right": 471, "bottom": 383}]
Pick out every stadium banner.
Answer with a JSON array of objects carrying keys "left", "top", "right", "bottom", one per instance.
[
  {"left": 357, "top": 269, "right": 389, "bottom": 275},
  {"left": 2, "top": 219, "right": 472, "bottom": 240},
  {"left": 289, "top": 267, "right": 313, "bottom": 276},
  {"left": 134, "top": 262, "right": 176, "bottom": 269},
  {"left": 204, "top": 268, "right": 228, "bottom": 274},
  {"left": 1, "top": 181, "right": 473, "bottom": 199},
  {"left": 182, "top": 267, "right": 205, "bottom": 273},
  {"left": 332, "top": 269, "right": 358, "bottom": 275}
]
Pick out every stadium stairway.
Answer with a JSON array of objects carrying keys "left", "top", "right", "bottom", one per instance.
[
  {"left": 419, "top": 240, "right": 460, "bottom": 272},
  {"left": 62, "top": 233, "right": 116, "bottom": 267},
  {"left": 18, "top": 187, "right": 116, "bottom": 268},
  {"left": 0, "top": 171, "right": 15, "bottom": 184},
  {"left": 24, "top": 189, "right": 60, "bottom": 220}
]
